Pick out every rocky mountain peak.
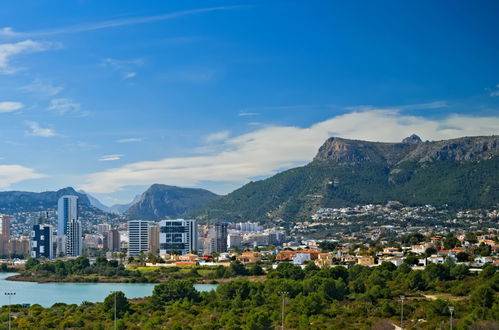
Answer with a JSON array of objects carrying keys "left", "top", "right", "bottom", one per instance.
[{"left": 402, "top": 134, "right": 422, "bottom": 144}]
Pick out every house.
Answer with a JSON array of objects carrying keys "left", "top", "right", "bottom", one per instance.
[
  {"left": 426, "top": 255, "right": 445, "bottom": 264},
  {"left": 292, "top": 253, "right": 311, "bottom": 265},
  {"left": 237, "top": 251, "right": 262, "bottom": 264},
  {"left": 379, "top": 257, "right": 403, "bottom": 267},
  {"left": 411, "top": 244, "right": 427, "bottom": 254},
  {"left": 315, "top": 253, "right": 334, "bottom": 267},
  {"left": 178, "top": 253, "right": 199, "bottom": 261},
  {"left": 357, "top": 256, "right": 376, "bottom": 265},
  {"left": 276, "top": 250, "right": 297, "bottom": 261}
]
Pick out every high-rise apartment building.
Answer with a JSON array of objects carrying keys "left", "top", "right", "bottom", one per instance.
[
  {"left": 31, "top": 224, "right": 54, "bottom": 259},
  {"left": 159, "top": 219, "right": 197, "bottom": 255},
  {"left": 97, "top": 223, "right": 111, "bottom": 235},
  {"left": 58, "top": 196, "right": 78, "bottom": 236},
  {"left": 103, "top": 229, "right": 120, "bottom": 252},
  {"left": 148, "top": 224, "right": 160, "bottom": 255},
  {"left": 214, "top": 222, "right": 228, "bottom": 253},
  {"left": 128, "top": 220, "right": 149, "bottom": 257},
  {"left": 0, "top": 215, "right": 11, "bottom": 239},
  {"left": 66, "top": 218, "right": 82, "bottom": 257}
]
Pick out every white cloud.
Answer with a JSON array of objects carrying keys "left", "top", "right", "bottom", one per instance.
[
  {"left": 0, "top": 40, "right": 50, "bottom": 73},
  {"left": 0, "top": 101, "right": 23, "bottom": 113},
  {"left": 239, "top": 111, "right": 260, "bottom": 117},
  {"left": 204, "top": 130, "right": 230, "bottom": 143},
  {"left": 123, "top": 72, "right": 137, "bottom": 79},
  {"left": 0, "top": 7, "right": 240, "bottom": 37},
  {"left": 20, "top": 79, "right": 63, "bottom": 96},
  {"left": 0, "top": 164, "right": 46, "bottom": 189},
  {"left": 47, "top": 98, "right": 85, "bottom": 116},
  {"left": 80, "top": 108, "right": 499, "bottom": 194},
  {"left": 99, "top": 154, "right": 124, "bottom": 161},
  {"left": 116, "top": 138, "right": 143, "bottom": 143},
  {"left": 25, "top": 121, "right": 56, "bottom": 137}
]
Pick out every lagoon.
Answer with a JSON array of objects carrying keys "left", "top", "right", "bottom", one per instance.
[{"left": 0, "top": 273, "right": 217, "bottom": 307}]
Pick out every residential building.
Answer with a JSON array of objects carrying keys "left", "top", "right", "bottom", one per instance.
[
  {"left": 0, "top": 215, "right": 11, "bottom": 239},
  {"left": 31, "top": 224, "right": 54, "bottom": 259},
  {"left": 148, "top": 223, "right": 160, "bottom": 255},
  {"left": 66, "top": 218, "right": 82, "bottom": 257},
  {"left": 159, "top": 219, "right": 197, "bottom": 255},
  {"left": 128, "top": 220, "right": 149, "bottom": 257},
  {"left": 214, "top": 222, "right": 228, "bottom": 253},
  {"left": 57, "top": 195, "right": 78, "bottom": 255},
  {"left": 97, "top": 223, "right": 111, "bottom": 235},
  {"left": 104, "top": 229, "right": 120, "bottom": 252},
  {"left": 228, "top": 234, "right": 243, "bottom": 249}
]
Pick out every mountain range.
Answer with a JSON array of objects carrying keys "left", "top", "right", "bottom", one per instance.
[
  {"left": 1, "top": 134, "right": 498, "bottom": 224},
  {"left": 191, "top": 134, "right": 499, "bottom": 223}
]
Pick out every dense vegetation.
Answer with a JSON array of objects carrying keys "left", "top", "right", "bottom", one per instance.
[
  {"left": 18, "top": 257, "right": 264, "bottom": 283},
  {"left": 4, "top": 261, "right": 497, "bottom": 329},
  {"left": 193, "top": 157, "right": 499, "bottom": 223}
]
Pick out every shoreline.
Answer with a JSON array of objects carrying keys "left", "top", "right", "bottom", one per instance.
[{"left": 6, "top": 274, "right": 266, "bottom": 284}]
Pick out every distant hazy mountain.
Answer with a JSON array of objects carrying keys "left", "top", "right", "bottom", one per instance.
[
  {"left": 108, "top": 194, "right": 141, "bottom": 214},
  {"left": 124, "top": 184, "right": 220, "bottom": 220},
  {"left": 0, "top": 187, "right": 94, "bottom": 213},
  {"left": 78, "top": 190, "right": 110, "bottom": 212},
  {"left": 192, "top": 135, "right": 499, "bottom": 223}
]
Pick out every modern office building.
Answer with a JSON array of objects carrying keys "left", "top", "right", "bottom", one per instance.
[
  {"left": 31, "top": 224, "right": 54, "bottom": 259},
  {"left": 66, "top": 218, "right": 82, "bottom": 257},
  {"left": 0, "top": 215, "right": 11, "bottom": 239},
  {"left": 148, "top": 223, "right": 160, "bottom": 255},
  {"left": 159, "top": 219, "right": 197, "bottom": 255},
  {"left": 128, "top": 220, "right": 149, "bottom": 257},
  {"left": 104, "top": 229, "right": 121, "bottom": 252}
]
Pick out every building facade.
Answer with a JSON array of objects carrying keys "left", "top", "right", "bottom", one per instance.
[
  {"left": 104, "top": 229, "right": 121, "bottom": 252},
  {"left": 148, "top": 224, "right": 160, "bottom": 255},
  {"left": 31, "top": 224, "right": 54, "bottom": 259},
  {"left": 0, "top": 215, "right": 11, "bottom": 239},
  {"left": 57, "top": 195, "right": 78, "bottom": 255},
  {"left": 159, "top": 219, "right": 197, "bottom": 255},
  {"left": 66, "top": 218, "right": 82, "bottom": 257},
  {"left": 214, "top": 222, "right": 228, "bottom": 253},
  {"left": 128, "top": 220, "right": 149, "bottom": 257}
]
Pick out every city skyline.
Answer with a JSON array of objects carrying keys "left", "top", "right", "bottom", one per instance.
[{"left": 0, "top": 1, "right": 498, "bottom": 205}]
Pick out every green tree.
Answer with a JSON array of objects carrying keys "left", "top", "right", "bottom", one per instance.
[
  {"left": 102, "top": 291, "right": 130, "bottom": 319},
  {"left": 25, "top": 258, "right": 40, "bottom": 270},
  {"left": 150, "top": 280, "right": 200, "bottom": 310},
  {"left": 456, "top": 251, "right": 469, "bottom": 262},
  {"left": 470, "top": 285, "right": 495, "bottom": 309}
]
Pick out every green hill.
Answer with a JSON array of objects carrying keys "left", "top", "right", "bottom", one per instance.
[{"left": 192, "top": 135, "right": 499, "bottom": 223}]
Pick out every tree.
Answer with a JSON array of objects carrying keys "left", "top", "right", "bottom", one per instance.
[
  {"left": 229, "top": 260, "right": 248, "bottom": 276},
  {"left": 450, "top": 264, "right": 469, "bottom": 280},
  {"left": 470, "top": 285, "right": 495, "bottom": 309},
  {"left": 443, "top": 235, "right": 460, "bottom": 250},
  {"left": 318, "top": 241, "right": 337, "bottom": 252},
  {"left": 25, "top": 258, "right": 40, "bottom": 270},
  {"left": 150, "top": 280, "right": 200, "bottom": 310},
  {"left": 456, "top": 251, "right": 469, "bottom": 262},
  {"left": 102, "top": 291, "right": 130, "bottom": 319},
  {"left": 425, "top": 247, "right": 437, "bottom": 257}
]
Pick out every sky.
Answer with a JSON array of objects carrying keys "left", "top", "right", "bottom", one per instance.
[{"left": 0, "top": 0, "right": 499, "bottom": 206}]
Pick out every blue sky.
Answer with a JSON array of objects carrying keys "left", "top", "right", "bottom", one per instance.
[{"left": 0, "top": 0, "right": 498, "bottom": 205}]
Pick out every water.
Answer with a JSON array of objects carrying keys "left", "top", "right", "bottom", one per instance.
[{"left": 0, "top": 273, "right": 217, "bottom": 307}]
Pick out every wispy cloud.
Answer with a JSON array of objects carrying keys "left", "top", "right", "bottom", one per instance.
[
  {"left": 0, "top": 6, "right": 241, "bottom": 38},
  {"left": 0, "top": 40, "right": 52, "bottom": 73},
  {"left": 238, "top": 111, "right": 260, "bottom": 117},
  {"left": 0, "top": 164, "right": 46, "bottom": 189},
  {"left": 25, "top": 121, "right": 57, "bottom": 137},
  {"left": 490, "top": 84, "right": 499, "bottom": 97},
  {"left": 99, "top": 154, "right": 124, "bottom": 161},
  {"left": 0, "top": 101, "right": 23, "bottom": 113},
  {"left": 101, "top": 58, "right": 142, "bottom": 80},
  {"left": 48, "top": 98, "right": 87, "bottom": 116},
  {"left": 116, "top": 138, "right": 143, "bottom": 143},
  {"left": 204, "top": 130, "right": 230, "bottom": 143},
  {"left": 81, "top": 107, "right": 499, "bottom": 194},
  {"left": 20, "top": 79, "right": 63, "bottom": 96}
]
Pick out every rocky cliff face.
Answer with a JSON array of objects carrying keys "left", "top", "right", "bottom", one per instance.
[
  {"left": 125, "top": 184, "right": 220, "bottom": 220},
  {"left": 314, "top": 135, "right": 499, "bottom": 164}
]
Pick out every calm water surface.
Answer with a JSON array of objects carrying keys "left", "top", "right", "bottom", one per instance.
[{"left": 0, "top": 273, "right": 217, "bottom": 307}]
